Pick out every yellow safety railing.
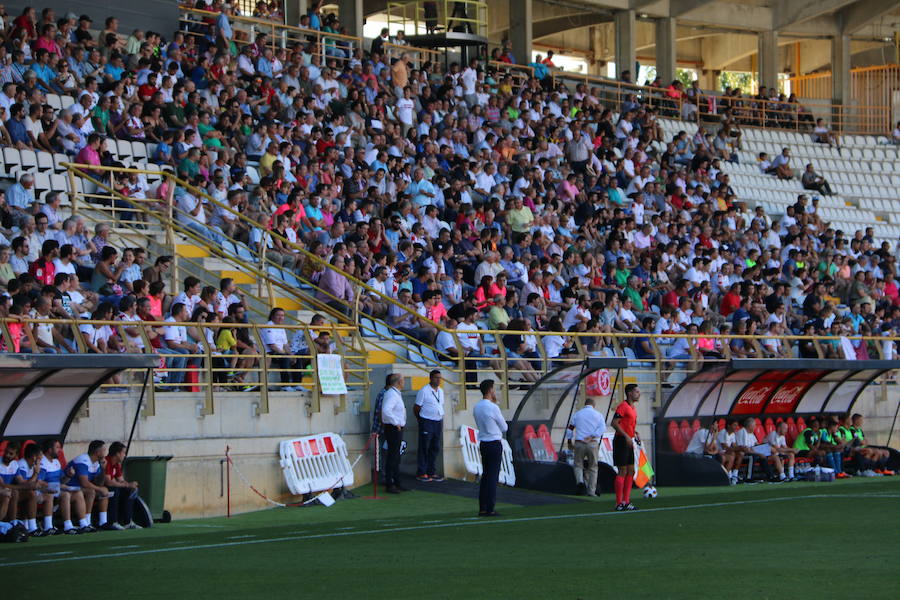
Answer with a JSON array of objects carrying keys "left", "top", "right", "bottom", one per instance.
[
  {"left": 178, "top": 5, "right": 362, "bottom": 68},
  {"left": 0, "top": 317, "right": 367, "bottom": 417},
  {"left": 383, "top": 42, "right": 442, "bottom": 68},
  {"left": 386, "top": 0, "right": 488, "bottom": 38},
  {"left": 550, "top": 71, "right": 892, "bottom": 137}
]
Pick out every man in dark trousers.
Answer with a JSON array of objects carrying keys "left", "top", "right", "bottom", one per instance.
[
  {"left": 381, "top": 373, "right": 409, "bottom": 493},
  {"left": 103, "top": 442, "right": 142, "bottom": 529},
  {"left": 414, "top": 369, "right": 445, "bottom": 482},
  {"left": 473, "top": 379, "right": 507, "bottom": 516}
]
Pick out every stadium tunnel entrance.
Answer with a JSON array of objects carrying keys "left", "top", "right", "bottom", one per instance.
[
  {"left": 507, "top": 357, "right": 627, "bottom": 495},
  {"left": 657, "top": 359, "right": 900, "bottom": 486}
]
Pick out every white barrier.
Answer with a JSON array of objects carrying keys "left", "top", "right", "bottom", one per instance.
[
  {"left": 279, "top": 433, "right": 354, "bottom": 496},
  {"left": 459, "top": 425, "right": 516, "bottom": 487}
]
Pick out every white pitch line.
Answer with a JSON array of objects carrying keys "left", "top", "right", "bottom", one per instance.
[
  {"left": 2, "top": 493, "right": 897, "bottom": 568},
  {"left": 224, "top": 534, "right": 256, "bottom": 540},
  {"left": 109, "top": 545, "right": 140, "bottom": 550},
  {"left": 38, "top": 551, "right": 73, "bottom": 557}
]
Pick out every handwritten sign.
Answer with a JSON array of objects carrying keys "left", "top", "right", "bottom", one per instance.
[{"left": 317, "top": 354, "right": 348, "bottom": 395}]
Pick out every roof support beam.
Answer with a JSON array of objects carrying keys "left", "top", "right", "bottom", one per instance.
[
  {"left": 839, "top": 0, "right": 900, "bottom": 33},
  {"left": 774, "top": 0, "right": 857, "bottom": 30}
]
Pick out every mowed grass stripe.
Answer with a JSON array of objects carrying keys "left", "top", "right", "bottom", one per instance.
[{"left": 3, "top": 491, "right": 896, "bottom": 568}]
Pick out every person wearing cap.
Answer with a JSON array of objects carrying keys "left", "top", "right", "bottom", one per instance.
[{"left": 74, "top": 14, "right": 95, "bottom": 48}]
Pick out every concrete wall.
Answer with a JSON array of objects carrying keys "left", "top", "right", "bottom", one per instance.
[{"left": 65, "top": 375, "right": 899, "bottom": 519}]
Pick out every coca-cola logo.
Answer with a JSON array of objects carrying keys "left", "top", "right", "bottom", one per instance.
[
  {"left": 737, "top": 384, "right": 773, "bottom": 405},
  {"left": 769, "top": 383, "right": 805, "bottom": 406}
]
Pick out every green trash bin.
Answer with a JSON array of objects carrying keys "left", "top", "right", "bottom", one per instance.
[{"left": 124, "top": 456, "right": 173, "bottom": 523}]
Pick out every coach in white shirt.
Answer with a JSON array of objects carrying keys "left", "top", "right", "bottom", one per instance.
[
  {"left": 381, "top": 373, "right": 408, "bottom": 493},
  {"left": 566, "top": 398, "right": 606, "bottom": 496},
  {"left": 473, "top": 379, "right": 507, "bottom": 516},
  {"left": 414, "top": 370, "right": 445, "bottom": 482}
]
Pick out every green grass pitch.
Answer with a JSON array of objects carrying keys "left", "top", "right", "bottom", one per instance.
[{"left": 3, "top": 477, "right": 898, "bottom": 599}]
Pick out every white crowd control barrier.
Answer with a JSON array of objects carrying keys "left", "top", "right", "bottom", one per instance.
[
  {"left": 279, "top": 433, "right": 355, "bottom": 496},
  {"left": 459, "top": 425, "right": 516, "bottom": 487}
]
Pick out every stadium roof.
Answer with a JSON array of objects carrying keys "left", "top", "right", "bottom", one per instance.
[{"left": 0, "top": 354, "right": 157, "bottom": 440}]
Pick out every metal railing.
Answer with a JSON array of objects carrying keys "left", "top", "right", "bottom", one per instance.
[
  {"left": 550, "top": 71, "right": 891, "bottom": 137},
  {"left": 386, "top": 0, "right": 488, "bottom": 38},
  {"left": 178, "top": 5, "right": 362, "bottom": 68},
  {"left": 0, "top": 317, "right": 368, "bottom": 417},
  {"left": 383, "top": 42, "right": 442, "bottom": 68},
  {"left": 3, "top": 313, "right": 895, "bottom": 417}
]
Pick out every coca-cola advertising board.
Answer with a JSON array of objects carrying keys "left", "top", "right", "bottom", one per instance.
[
  {"left": 731, "top": 370, "right": 797, "bottom": 414},
  {"left": 764, "top": 370, "right": 825, "bottom": 413}
]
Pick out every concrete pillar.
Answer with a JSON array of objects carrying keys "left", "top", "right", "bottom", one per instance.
[
  {"left": 655, "top": 17, "right": 677, "bottom": 84},
  {"left": 509, "top": 0, "right": 533, "bottom": 66},
  {"left": 757, "top": 30, "right": 778, "bottom": 91},
  {"left": 831, "top": 34, "right": 850, "bottom": 106},
  {"left": 285, "top": 0, "right": 308, "bottom": 28},
  {"left": 338, "top": 0, "right": 364, "bottom": 39},
  {"left": 614, "top": 9, "right": 636, "bottom": 81}
]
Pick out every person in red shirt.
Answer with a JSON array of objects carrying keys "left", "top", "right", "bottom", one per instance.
[
  {"left": 103, "top": 441, "right": 142, "bottom": 529},
  {"left": 719, "top": 283, "right": 743, "bottom": 317},
  {"left": 28, "top": 239, "right": 58, "bottom": 286},
  {"left": 611, "top": 384, "right": 641, "bottom": 511}
]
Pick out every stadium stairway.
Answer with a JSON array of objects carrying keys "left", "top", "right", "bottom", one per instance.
[{"left": 63, "top": 164, "right": 451, "bottom": 387}]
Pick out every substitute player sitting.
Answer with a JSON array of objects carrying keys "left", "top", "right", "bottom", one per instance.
[
  {"left": 717, "top": 420, "right": 743, "bottom": 484},
  {"left": 40, "top": 438, "right": 89, "bottom": 534},
  {"left": 686, "top": 421, "right": 737, "bottom": 475},
  {"left": 765, "top": 422, "right": 797, "bottom": 481},
  {"left": 66, "top": 440, "right": 116, "bottom": 530},
  {"left": 13, "top": 443, "right": 47, "bottom": 536},
  {"left": 611, "top": 384, "right": 640, "bottom": 511}
]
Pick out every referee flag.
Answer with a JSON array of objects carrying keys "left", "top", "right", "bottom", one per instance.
[{"left": 634, "top": 448, "right": 654, "bottom": 488}]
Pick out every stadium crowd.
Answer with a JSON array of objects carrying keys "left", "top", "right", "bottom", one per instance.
[
  {"left": 0, "top": 1, "right": 897, "bottom": 385},
  {"left": 1, "top": 438, "right": 141, "bottom": 542}
]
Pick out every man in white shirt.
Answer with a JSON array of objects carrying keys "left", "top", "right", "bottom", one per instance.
[
  {"left": 414, "top": 370, "right": 445, "bottom": 482},
  {"left": 160, "top": 302, "right": 195, "bottom": 387},
  {"left": 734, "top": 417, "right": 775, "bottom": 482},
  {"left": 566, "top": 398, "right": 606, "bottom": 496},
  {"left": 381, "top": 373, "right": 408, "bottom": 493},
  {"left": 765, "top": 421, "right": 797, "bottom": 481},
  {"left": 473, "top": 379, "right": 507, "bottom": 516},
  {"left": 716, "top": 420, "right": 743, "bottom": 484},
  {"left": 686, "top": 421, "right": 738, "bottom": 478},
  {"left": 261, "top": 307, "right": 300, "bottom": 391}
]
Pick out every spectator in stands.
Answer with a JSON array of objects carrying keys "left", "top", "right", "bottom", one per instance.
[
  {"left": 770, "top": 147, "right": 793, "bottom": 179},
  {"left": 6, "top": 173, "right": 36, "bottom": 222},
  {"left": 160, "top": 302, "right": 195, "bottom": 388},
  {"left": 103, "top": 441, "right": 141, "bottom": 529},
  {"left": 812, "top": 118, "right": 840, "bottom": 149},
  {"left": 261, "top": 307, "right": 301, "bottom": 391},
  {"left": 315, "top": 254, "right": 355, "bottom": 315},
  {"left": 801, "top": 163, "right": 833, "bottom": 196}
]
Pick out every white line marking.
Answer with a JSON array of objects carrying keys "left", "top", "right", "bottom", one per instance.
[
  {"left": 224, "top": 534, "right": 256, "bottom": 539},
  {"left": 168, "top": 541, "right": 192, "bottom": 545},
  {"left": 38, "top": 551, "right": 73, "bottom": 557},
  {"left": 420, "top": 520, "right": 443, "bottom": 524},
  {"left": 335, "top": 527, "right": 355, "bottom": 530},
  {"left": 2, "top": 493, "right": 896, "bottom": 568},
  {"left": 109, "top": 545, "right": 140, "bottom": 550}
]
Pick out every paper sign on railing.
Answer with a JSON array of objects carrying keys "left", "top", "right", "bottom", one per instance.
[{"left": 317, "top": 353, "right": 348, "bottom": 394}]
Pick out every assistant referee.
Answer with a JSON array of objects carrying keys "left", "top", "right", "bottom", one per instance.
[
  {"left": 473, "top": 379, "right": 507, "bottom": 517},
  {"left": 611, "top": 384, "right": 640, "bottom": 511}
]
